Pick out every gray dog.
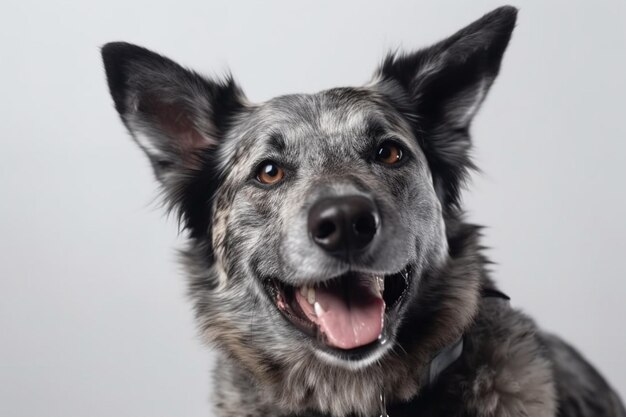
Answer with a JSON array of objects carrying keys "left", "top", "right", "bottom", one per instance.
[{"left": 102, "top": 6, "right": 624, "bottom": 417}]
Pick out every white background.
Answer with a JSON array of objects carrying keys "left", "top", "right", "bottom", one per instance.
[{"left": 1, "top": 1, "right": 624, "bottom": 416}]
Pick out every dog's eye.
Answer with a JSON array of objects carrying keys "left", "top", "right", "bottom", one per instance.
[
  {"left": 256, "top": 161, "right": 285, "bottom": 185},
  {"left": 375, "top": 141, "right": 403, "bottom": 165}
]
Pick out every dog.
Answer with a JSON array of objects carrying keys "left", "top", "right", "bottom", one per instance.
[{"left": 102, "top": 6, "right": 624, "bottom": 417}]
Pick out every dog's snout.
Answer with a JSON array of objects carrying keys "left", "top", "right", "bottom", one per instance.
[{"left": 308, "top": 196, "right": 379, "bottom": 259}]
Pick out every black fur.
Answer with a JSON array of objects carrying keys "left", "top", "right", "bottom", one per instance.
[{"left": 102, "top": 42, "right": 245, "bottom": 244}]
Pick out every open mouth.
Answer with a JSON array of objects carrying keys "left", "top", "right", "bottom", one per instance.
[{"left": 264, "top": 266, "right": 411, "bottom": 357}]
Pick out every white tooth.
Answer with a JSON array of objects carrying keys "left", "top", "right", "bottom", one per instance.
[
  {"left": 367, "top": 275, "right": 384, "bottom": 297},
  {"left": 307, "top": 287, "right": 316, "bottom": 305},
  {"left": 300, "top": 285, "right": 307, "bottom": 297},
  {"left": 314, "top": 301, "right": 325, "bottom": 317},
  {"left": 376, "top": 276, "right": 385, "bottom": 294}
]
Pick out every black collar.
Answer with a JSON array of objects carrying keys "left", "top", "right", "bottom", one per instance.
[
  {"left": 481, "top": 287, "right": 511, "bottom": 301},
  {"left": 422, "top": 336, "right": 464, "bottom": 387},
  {"left": 420, "top": 287, "right": 510, "bottom": 386}
]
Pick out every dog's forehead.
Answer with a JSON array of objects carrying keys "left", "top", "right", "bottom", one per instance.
[
  {"left": 258, "top": 88, "right": 380, "bottom": 138},
  {"left": 233, "top": 87, "right": 416, "bottom": 157}
]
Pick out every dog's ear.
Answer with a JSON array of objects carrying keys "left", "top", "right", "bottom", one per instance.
[
  {"left": 375, "top": 6, "right": 517, "bottom": 207},
  {"left": 102, "top": 42, "right": 245, "bottom": 239}
]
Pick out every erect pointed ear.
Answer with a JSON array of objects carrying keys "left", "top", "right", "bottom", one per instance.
[
  {"left": 102, "top": 42, "right": 246, "bottom": 238},
  {"left": 375, "top": 6, "right": 517, "bottom": 207}
]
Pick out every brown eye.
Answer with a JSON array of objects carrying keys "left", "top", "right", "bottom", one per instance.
[
  {"left": 376, "top": 141, "right": 403, "bottom": 165},
  {"left": 256, "top": 161, "right": 285, "bottom": 185}
]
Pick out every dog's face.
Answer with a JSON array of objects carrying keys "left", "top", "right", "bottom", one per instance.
[
  {"left": 210, "top": 89, "right": 448, "bottom": 365},
  {"left": 103, "top": 6, "right": 516, "bottom": 415}
]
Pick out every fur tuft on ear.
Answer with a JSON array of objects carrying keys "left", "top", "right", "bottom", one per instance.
[
  {"left": 101, "top": 42, "right": 246, "bottom": 240},
  {"left": 375, "top": 6, "right": 517, "bottom": 208}
]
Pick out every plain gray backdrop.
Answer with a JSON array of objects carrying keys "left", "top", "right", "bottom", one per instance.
[{"left": 1, "top": 1, "right": 624, "bottom": 416}]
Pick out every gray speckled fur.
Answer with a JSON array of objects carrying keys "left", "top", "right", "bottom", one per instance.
[{"left": 102, "top": 6, "right": 624, "bottom": 417}]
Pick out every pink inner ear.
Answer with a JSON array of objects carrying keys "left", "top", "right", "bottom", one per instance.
[{"left": 141, "top": 96, "right": 212, "bottom": 170}]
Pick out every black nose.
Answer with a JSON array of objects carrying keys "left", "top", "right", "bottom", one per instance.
[{"left": 308, "top": 195, "right": 380, "bottom": 259}]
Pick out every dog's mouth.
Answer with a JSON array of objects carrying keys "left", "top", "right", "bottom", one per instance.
[{"left": 264, "top": 266, "right": 411, "bottom": 355}]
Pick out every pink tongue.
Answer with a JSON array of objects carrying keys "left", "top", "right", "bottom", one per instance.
[{"left": 295, "top": 279, "right": 385, "bottom": 350}]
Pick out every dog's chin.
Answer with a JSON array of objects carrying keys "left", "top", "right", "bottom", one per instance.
[{"left": 262, "top": 265, "right": 412, "bottom": 369}]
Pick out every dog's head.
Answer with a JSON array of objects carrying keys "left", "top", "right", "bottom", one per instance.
[{"left": 103, "top": 6, "right": 516, "bottom": 415}]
